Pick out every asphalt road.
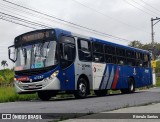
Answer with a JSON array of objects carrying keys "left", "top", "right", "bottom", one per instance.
[
  {"left": 0, "top": 87, "right": 160, "bottom": 122},
  {"left": 0, "top": 87, "right": 160, "bottom": 114}
]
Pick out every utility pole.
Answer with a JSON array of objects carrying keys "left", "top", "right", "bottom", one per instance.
[
  {"left": 151, "top": 17, "right": 160, "bottom": 80},
  {"left": 151, "top": 17, "right": 160, "bottom": 60}
]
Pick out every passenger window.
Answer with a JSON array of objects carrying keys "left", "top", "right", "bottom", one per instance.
[
  {"left": 105, "top": 55, "right": 112, "bottom": 63},
  {"left": 117, "top": 57, "right": 126, "bottom": 65},
  {"left": 93, "top": 42, "right": 103, "bottom": 53},
  {"left": 127, "top": 59, "right": 136, "bottom": 66},
  {"left": 136, "top": 60, "right": 143, "bottom": 67},
  {"left": 93, "top": 53, "right": 104, "bottom": 62},
  {"left": 78, "top": 39, "right": 92, "bottom": 61},
  {"left": 126, "top": 50, "right": 133, "bottom": 58},
  {"left": 105, "top": 45, "right": 115, "bottom": 54},
  {"left": 116, "top": 48, "right": 125, "bottom": 56},
  {"left": 143, "top": 54, "right": 149, "bottom": 67},
  {"left": 93, "top": 42, "right": 104, "bottom": 63},
  {"left": 60, "top": 36, "right": 76, "bottom": 69},
  {"left": 80, "top": 40, "right": 89, "bottom": 51}
]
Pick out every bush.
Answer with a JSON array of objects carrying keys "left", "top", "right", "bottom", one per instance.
[
  {"left": 155, "top": 61, "right": 160, "bottom": 73},
  {"left": 0, "top": 75, "right": 5, "bottom": 83},
  {"left": 0, "top": 69, "right": 14, "bottom": 84}
]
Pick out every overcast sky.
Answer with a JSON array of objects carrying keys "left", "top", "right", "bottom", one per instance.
[{"left": 0, "top": 0, "right": 160, "bottom": 69}]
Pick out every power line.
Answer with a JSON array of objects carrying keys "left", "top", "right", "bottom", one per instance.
[
  {"left": 0, "top": 11, "right": 124, "bottom": 42},
  {"left": 0, "top": 3, "right": 59, "bottom": 28},
  {"left": 0, "top": 4, "right": 56, "bottom": 29},
  {"left": 0, "top": 16, "right": 37, "bottom": 29},
  {"left": 2, "top": 0, "right": 132, "bottom": 42},
  {"left": 0, "top": 12, "right": 50, "bottom": 29},
  {"left": 131, "top": 0, "right": 159, "bottom": 16},
  {"left": 140, "top": 0, "right": 160, "bottom": 13},
  {"left": 0, "top": 3, "right": 98, "bottom": 35},
  {"left": 72, "top": 0, "right": 150, "bottom": 34},
  {"left": 123, "top": 0, "right": 156, "bottom": 17}
]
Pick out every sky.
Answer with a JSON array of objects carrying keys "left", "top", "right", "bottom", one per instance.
[{"left": 0, "top": 0, "right": 160, "bottom": 69}]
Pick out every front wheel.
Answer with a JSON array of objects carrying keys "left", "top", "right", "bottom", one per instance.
[{"left": 74, "top": 78, "right": 88, "bottom": 99}]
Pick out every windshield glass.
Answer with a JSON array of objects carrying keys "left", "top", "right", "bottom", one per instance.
[{"left": 15, "top": 41, "right": 58, "bottom": 71}]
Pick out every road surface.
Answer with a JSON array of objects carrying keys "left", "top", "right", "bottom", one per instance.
[{"left": 0, "top": 87, "right": 160, "bottom": 120}]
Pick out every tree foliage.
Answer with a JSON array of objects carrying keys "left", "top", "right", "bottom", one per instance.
[
  {"left": 128, "top": 40, "right": 160, "bottom": 59},
  {"left": 1, "top": 60, "right": 8, "bottom": 69}
]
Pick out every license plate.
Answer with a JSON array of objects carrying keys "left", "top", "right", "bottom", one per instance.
[{"left": 28, "top": 85, "right": 36, "bottom": 89}]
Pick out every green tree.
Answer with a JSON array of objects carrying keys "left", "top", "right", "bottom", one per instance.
[
  {"left": 1, "top": 60, "right": 8, "bottom": 69},
  {"left": 128, "top": 41, "right": 160, "bottom": 59},
  {"left": 128, "top": 40, "right": 143, "bottom": 48}
]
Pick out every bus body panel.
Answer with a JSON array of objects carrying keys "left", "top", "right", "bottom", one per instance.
[
  {"left": 61, "top": 64, "right": 75, "bottom": 90},
  {"left": 75, "top": 61, "right": 93, "bottom": 90},
  {"left": 92, "top": 63, "right": 106, "bottom": 90}
]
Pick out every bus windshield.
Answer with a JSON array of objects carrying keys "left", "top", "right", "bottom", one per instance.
[{"left": 15, "top": 41, "right": 58, "bottom": 71}]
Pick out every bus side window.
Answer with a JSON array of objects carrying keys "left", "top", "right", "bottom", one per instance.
[
  {"left": 60, "top": 36, "right": 76, "bottom": 69},
  {"left": 93, "top": 42, "right": 104, "bottom": 63},
  {"left": 78, "top": 39, "right": 92, "bottom": 61},
  {"left": 105, "top": 54, "right": 112, "bottom": 63},
  {"left": 143, "top": 54, "right": 149, "bottom": 67}
]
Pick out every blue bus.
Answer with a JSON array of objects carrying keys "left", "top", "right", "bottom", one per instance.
[{"left": 8, "top": 28, "right": 152, "bottom": 100}]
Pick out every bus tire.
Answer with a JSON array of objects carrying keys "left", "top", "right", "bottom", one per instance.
[
  {"left": 128, "top": 78, "right": 135, "bottom": 93},
  {"left": 74, "top": 77, "right": 88, "bottom": 99},
  {"left": 121, "top": 78, "right": 135, "bottom": 94},
  {"left": 38, "top": 91, "right": 54, "bottom": 101},
  {"left": 94, "top": 90, "right": 108, "bottom": 96}
]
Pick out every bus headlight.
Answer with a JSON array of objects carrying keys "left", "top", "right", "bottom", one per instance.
[
  {"left": 50, "top": 71, "right": 59, "bottom": 79},
  {"left": 14, "top": 78, "right": 17, "bottom": 81}
]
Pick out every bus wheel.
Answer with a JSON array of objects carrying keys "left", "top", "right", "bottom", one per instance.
[
  {"left": 74, "top": 77, "right": 88, "bottom": 99},
  {"left": 94, "top": 90, "right": 108, "bottom": 96},
  {"left": 38, "top": 91, "right": 53, "bottom": 101},
  {"left": 128, "top": 78, "right": 135, "bottom": 93},
  {"left": 121, "top": 78, "right": 135, "bottom": 94}
]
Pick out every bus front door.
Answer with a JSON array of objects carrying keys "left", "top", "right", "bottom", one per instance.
[{"left": 60, "top": 43, "right": 76, "bottom": 90}]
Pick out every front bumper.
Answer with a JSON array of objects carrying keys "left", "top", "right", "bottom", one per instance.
[{"left": 14, "top": 77, "right": 60, "bottom": 93}]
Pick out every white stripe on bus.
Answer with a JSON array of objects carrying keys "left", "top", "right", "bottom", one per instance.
[
  {"left": 106, "top": 66, "right": 115, "bottom": 89},
  {"left": 101, "top": 66, "right": 109, "bottom": 89}
]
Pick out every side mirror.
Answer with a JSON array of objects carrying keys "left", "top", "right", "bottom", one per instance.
[{"left": 8, "top": 45, "right": 16, "bottom": 63}]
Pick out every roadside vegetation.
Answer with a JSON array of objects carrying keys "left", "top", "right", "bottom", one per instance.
[
  {"left": 0, "top": 86, "right": 38, "bottom": 103},
  {"left": 155, "top": 61, "right": 160, "bottom": 87},
  {"left": 0, "top": 60, "right": 38, "bottom": 103},
  {"left": 156, "top": 77, "right": 160, "bottom": 87}
]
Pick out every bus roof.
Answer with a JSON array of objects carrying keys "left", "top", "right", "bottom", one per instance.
[{"left": 54, "top": 28, "right": 149, "bottom": 54}]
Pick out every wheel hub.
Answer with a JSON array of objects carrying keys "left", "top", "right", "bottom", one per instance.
[
  {"left": 79, "top": 83, "right": 86, "bottom": 94},
  {"left": 130, "top": 83, "right": 134, "bottom": 91}
]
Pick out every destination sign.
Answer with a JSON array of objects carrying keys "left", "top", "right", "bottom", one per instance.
[
  {"left": 15, "top": 30, "right": 55, "bottom": 46},
  {"left": 22, "top": 32, "right": 46, "bottom": 42}
]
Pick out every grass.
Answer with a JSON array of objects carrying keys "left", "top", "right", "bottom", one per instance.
[
  {"left": 156, "top": 77, "right": 160, "bottom": 87},
  {"left": 0, "top": 86, "right": 38, "bottom": 103},
  {"left": 108, "top": 90, "right": 121, "bottom": 94}
]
